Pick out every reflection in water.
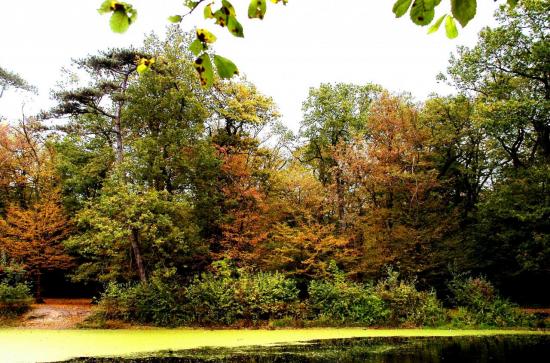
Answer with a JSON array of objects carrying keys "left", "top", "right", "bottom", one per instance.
[{"left": 65, "top": 335, "right": 550, "bottom": 362}]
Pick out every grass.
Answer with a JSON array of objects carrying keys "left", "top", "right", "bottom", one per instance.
[{"left": 0, "top": 328, "right": 548, "bottom": 363}]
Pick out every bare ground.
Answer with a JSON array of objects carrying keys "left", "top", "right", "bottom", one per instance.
[{"left": 21, "top": 298, "right": 92, "bottom": 329}]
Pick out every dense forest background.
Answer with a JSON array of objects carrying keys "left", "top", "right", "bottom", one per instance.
[{"left": 0, "top": 1, "right": 548, "bottom": 308}]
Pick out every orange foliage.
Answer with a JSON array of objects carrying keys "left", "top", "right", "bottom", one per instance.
[
  {"left": 333, "top": 93, "right": 455, "bottom": 277},
  {"left": 259, "top": 222, "right": 357, "bottom": 279},
  {"left": 216, "top": 150, "right": 270, "bottom": 266},
  {"left": 0, "top": 190, "right": 73, "bottom": 300}
]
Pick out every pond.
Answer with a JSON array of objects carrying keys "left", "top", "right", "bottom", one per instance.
[
  {"left": 63, "top": 335, "right": 550, "bottom": 363},
  {"left": 0, "top": 329, "right": 548, "bottom": 363}
]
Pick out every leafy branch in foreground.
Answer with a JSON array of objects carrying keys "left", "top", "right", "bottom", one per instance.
[{"left": 98, "top": 0, "right": 519, "bottom": 84}]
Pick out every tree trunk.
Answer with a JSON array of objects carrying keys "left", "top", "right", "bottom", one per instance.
[
  {"left": 131, "top": 228, "right": 147, "bottom": 283},
  {"left": 335, "top": 167, "right": 346, "bottom": 233},
  {"left": 114, "top": 114, "right": 124, "bottom": 163},
  {"left": 114, "top": 74, "right": 129, "bottom": 163},
  {"left": 34, "top": 271, "right": 44, "bottom": 304}
]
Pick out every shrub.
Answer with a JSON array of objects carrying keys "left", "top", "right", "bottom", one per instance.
[
  {"left": 183, "top": 272, "right": 242, "bottom": 325},
  {"left": 184, "top": 266, "right": 300, "bottom": 325},
  {"left": 307, "top": 262, "right": 388, "bottom": 326},
  {"left": 0, "top": 282, "right": 33, "bottom": 316},
  {"left": 374, "top": 269, "right": 446, "bottom": 327},
  {"left": 96, "top": 271, "right": 186, "bottom": 326},
  {"left": 236, "top": 271, "right": 300, "bottom": 321},
  {"left": 448, "top": 275, "right": 532, "bottom": 327},
  {"left": 96, "top": 263, "right": 301, "bottom": 326}
]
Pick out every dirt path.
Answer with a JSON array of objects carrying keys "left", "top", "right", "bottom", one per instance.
[{"left": 21, "top": 298, "right": 92, "bottom": 329}]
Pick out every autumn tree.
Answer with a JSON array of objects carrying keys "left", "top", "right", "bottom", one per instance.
[
  {"left": 333, "top": 93, "right": 456, "bottom": 280},
  {"left": 0, "top": 190, "right": 72, "bottom": 302},
  {"left": 300, "top": 83, "right": 381, "bottom": 232},
  {"left": 0, "top": 118, "right": 55, "bottom": 211}
]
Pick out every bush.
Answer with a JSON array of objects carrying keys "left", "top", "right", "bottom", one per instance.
[
  {"left": 96, "top": 271, "right": 186, "bottom": 326},
  {"left": 0, "top": 282, "right": 33, "bottom": 316},
  {"left": 237, "top": 271, "right": 300, "bottom": 321},
  {"left": 448, "top": 275, "right": 532, "bottom": 327},
  {"left": 184, "top": 265, "right": 299, "bottom": 325},
  {"left": 96, "top": 263, "right": 300, "bottom": 326},
  {"left": 183, "top": 271, "right": 242, "bottom": 325},
  {"left": 307, "top": 262, "right": 388, "bottom": 326},
  {"left": 374, "top": 269, "right": 446, "bottom": 327}
]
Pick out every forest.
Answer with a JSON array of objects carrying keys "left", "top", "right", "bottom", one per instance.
[{"left": 0, "top": 0, "right": 549, "bottom": 330}]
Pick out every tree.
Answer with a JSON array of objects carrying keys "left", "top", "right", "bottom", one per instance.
[
  {"left": 66, "top": 180, "right": 203, "bottom": 283},
  {"left": 435, "top": 0, "right": 550, "bottom": 299},
  {"left": 0, "top": 66, "right": 34, "bottom": 99},
  {"left": 0, "top": 118, "right": 55, "bottom": 211},
  {"left": 333, "top": 93, "right": 456, "bottom": 280},
  {"left": 420, "top": 95, "right": 494, "bottom": 221},
  {"left": 260, "top": 222, "right": 356, "bottom": 281},
  {"left": 51, "top": 48, "right": 149, "bottom": 163},
  {"left": 444, "top": 0, "right": 550, "bottom": 164},
  {"left": 0, "top": 190, "right": 72, "bottom": 302},
  {"left": 300, "top": 83, "right": 381, "bottom": 231}
]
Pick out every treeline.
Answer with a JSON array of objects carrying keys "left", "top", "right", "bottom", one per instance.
[{"left": 0, "top": 0, "right": 548, "bottom": 317}]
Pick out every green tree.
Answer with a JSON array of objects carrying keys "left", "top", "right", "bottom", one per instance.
[
  {"left": 0, "top": 66, "right": 35, "bottom": 99},
  {"left": 66, "top": 180, "right": 202, "bottom": 283},
  {"left": 443, "top": 0, "right": 550, "bottom": 164},
  {"left": 51, "top": 48, "right": 149, "bottom": 163}
]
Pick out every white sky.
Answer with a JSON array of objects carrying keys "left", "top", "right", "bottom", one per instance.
[{"left": 0, "top": 0, "right": 499, "bottom": 131}]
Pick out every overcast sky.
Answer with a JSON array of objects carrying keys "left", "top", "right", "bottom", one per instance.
[{"left": 0, "top": 0, "right": 499, "bottom": 130}]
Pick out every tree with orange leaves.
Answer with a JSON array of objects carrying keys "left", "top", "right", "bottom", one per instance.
[
  {"left": 0, "top": 190, "right": 73, "bottom": 302},
  {"left": 333, "top": 93, "right": 457, "bottom": 279}
]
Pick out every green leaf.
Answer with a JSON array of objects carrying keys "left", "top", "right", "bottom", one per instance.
[
  {"left": 194, "top": 54, "right": 214, "bottom": 87},
  {"left": 184, "top": 0, "right": 200, "bottom": 9},
  {"left": 98, "top": 0, "right": 113, "bottom": 14},
  {"left": 451, "top": 0, "right": 476, "bottom": 28},
  {"left": 197, "top": 28, "right": 217, "bottom": 43},
  {"left": 136, "top": 64, "right": 148, "bottom": 75},
  {"left": 110, "top": 9, "right": 130, "bottom": 33},
  {"left": 427, "top": 14, "right": 446, "bottom": 34},
  {"left": 213, "top": 9, "right": 228, "bottom": 27},
  {"left": 189, "top": 39, "right": 205, "bottom": 56},
  {"left": 249, "top": 0, "right": 268, "bottom": 19},
  {"left": 507, "top": 0, "right": 519, "bottom": 7},
  {"left": 392, "top": 0, "right": 413, "bottom": 18},
  {"left": 227, "top": 16, "right": 244, "bottom": 37},
  {"left": 204, "top": 4, "right": 214, "bottom": 19},
  {"left": 445, "top": 15, "right": 459, "bottom": 39},
  {"left": 410, "top": 0, "right": 437, "bottom": 26},
  {"left": 213, "top": 55, "right": 239, "bottom": 79},
  {"left": 168, "top": 15, "right": 182, "bottom": 23},
  {"left": 221, "top": 0, "right": 237, "bottom": 17}
]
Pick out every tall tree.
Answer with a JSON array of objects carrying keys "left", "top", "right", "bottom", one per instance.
[
  {"left": 51, "top": 48, "right": 148, "bottom": 162},
  {"left": 333, "top": 93, "right": 456, "bottom": 280},
  {"left": 300, "top": 83, "right": 382, "bottom": 231},
  {"left": 444, "top": 0, "right": 550, "bottom": 164}
]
